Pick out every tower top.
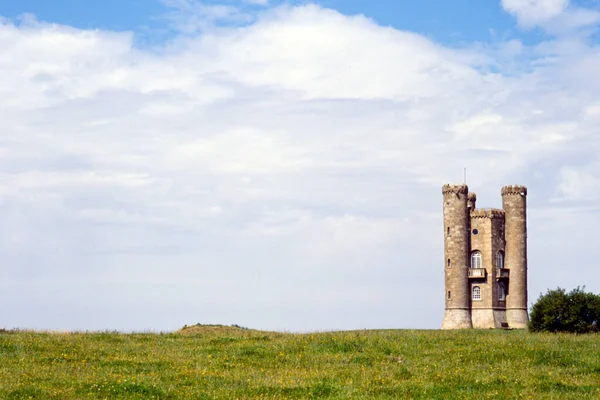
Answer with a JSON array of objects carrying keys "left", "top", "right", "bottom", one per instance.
[
  {"left": 470, "top": 208, "right": 505, "bottom": 219},
  {"left": 501, "top": 185, "right": 527, "bottom": 196},
  {"left": 442, "top": 184, "right": 468, "bottom": 195},
  {"left": 467, "top": 192, "right": 477, "bottom": 201}
]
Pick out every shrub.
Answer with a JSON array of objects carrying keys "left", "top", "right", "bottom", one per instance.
[{"left": 529, "top": 287, "right": 600, "bottom": 333}]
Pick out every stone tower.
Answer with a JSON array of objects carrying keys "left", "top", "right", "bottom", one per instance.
[
  {"left": 442, "top": 184, "right": 528, "bottom": 329},
  {"left": 502, "top": 185, "right": 529, "bottom": 329},
  {"left": 441, "top": 184, "right": 472, "bottom": 329}
]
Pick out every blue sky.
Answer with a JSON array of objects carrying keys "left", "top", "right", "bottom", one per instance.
[
  {"left": 1, "top": 0, "right": 600, "bottom": 332},
  {"left": 0, "top": 0, "right": 163, "bottom": 29},
  {"left": 0, "top": 0, "right": 547, "bottom": 44}
]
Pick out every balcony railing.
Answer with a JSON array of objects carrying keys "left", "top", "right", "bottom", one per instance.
[
  {"left": 468, "top": 268, "right": 486, "bottom": 278},
  {"left": 496, "top": 268, "right": 510, "bottom": 279}
]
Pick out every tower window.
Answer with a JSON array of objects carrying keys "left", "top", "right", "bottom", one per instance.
[
  {"left": 498, "top": 283, "right": 506, "bottom": 301},
  {"left": 472, "top": 286, "right": 481, "bottom": 301},
  {"left": 447, "top": 291, "right": 451, "bottom": 300},
  {"left": 470, "top": 251, "right": 482, "bottom": 269},
  {"left": 497, "top": 251, "right": 504, "bottom": 269},
  {"left": 472, "top": 229, "right": 479, "bottom": 235},
  {"left": 447, "top": 259, "right": 451, "bottom": 268},
  {"left": 447, "top": 227, "right": 450, "bottom": 236}
]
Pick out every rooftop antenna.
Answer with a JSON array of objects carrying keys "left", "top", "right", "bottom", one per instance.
[{"left": 464, "top": 167, "right": 467, "bottom": 185}]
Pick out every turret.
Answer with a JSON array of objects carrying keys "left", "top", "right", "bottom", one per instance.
[
  {"left": 501, "top": 185, "right": 528, "bottom": 329},
  {"left": 442, "top": 184, "right": 472, "bottom": 329},
  {"left": 467, "top": 192, "right": 477, "bottom": 211}
]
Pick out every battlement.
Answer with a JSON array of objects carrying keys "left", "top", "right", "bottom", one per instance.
[
  {"left": 467, "top": 192, "right": 477, "bottom": 201},
  {"left": 501, "top": 185, "right": 527, "bottom": 196},
  {"left": 442, "top": 184, "right": 468, "bottom": 195},
  {"left": 470, "top": 208, "right": 505, "bottom": 219}
]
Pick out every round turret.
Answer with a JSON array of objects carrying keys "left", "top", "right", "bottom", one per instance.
[
  {"left": 501, "top": 185, "right": 528, "bottom": 329},
  {"left": 442, "top": 184, "right": 472, "bottom": 329},
  {"left": 467, "top": 192, "right": 477, "bottom": 211}
]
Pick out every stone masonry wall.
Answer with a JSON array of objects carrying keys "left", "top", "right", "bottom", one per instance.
[
  {"left": 442, "top": 184, "right": 472, "bottom": 329},
  {"left": 469, "top": 209, "right": 506, "bottom": 329},
  {"left": 502, "top": 185, "right": 529, "bottom": 328}
]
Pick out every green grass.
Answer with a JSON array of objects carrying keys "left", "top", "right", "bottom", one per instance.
[{"left": 1, "top": 325, "right": 600, "bottom": 399}]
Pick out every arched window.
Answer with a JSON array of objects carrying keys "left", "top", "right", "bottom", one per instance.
[
  {"left": 498, "top": 283, "right": 506, "bottom": 301},
  {"left": 471, "top": 251, "right": 482, "bottom": 269},
  {"left": 472, "top": 286, "right": 481, "bottom": 301},
  {"left": 447, "top": 291, "right": 451, "bottom": 300},
  {"left": 447, "top": 227, "right": 450, "bottom": 236},
  {"left": 447, "top": 258, "right": 451, "bottom": 268},
  {"left": 497, "top": 251, "right": 504, "bottom": 269}
]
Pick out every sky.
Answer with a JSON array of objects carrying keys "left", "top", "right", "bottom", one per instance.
[{"left": 1, "top": 0, "right": 600, "bottom": 332}]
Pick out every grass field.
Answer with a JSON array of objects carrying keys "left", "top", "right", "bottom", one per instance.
[{"left": 1, "top": 325, "right": 599, "bottom": 399}]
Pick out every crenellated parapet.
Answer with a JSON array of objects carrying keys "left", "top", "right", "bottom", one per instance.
[
  {"left": 501, "top": 185, "right": 527, "bottom": 196},
  {"left": 470, "top": 208, "right": 505, "bottom": 220},
  {"left": 442, "top": 184, "right": 468, "bottom": 195}
]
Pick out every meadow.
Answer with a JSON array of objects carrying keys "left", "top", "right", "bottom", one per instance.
[{"left": 1, "top": 325, "right": 599, "bottom": 399}]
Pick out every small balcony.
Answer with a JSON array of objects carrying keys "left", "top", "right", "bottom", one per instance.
[
  {"left": 468, "top": 268, "right": 486, "bottom": 279},
  {"left": 496, "top": 268, "right": 510, "bottom": 279}
]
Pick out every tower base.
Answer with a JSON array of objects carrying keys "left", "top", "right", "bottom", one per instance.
[
  {"left": 506, "top": 308, "right": 529, "bottom": 329},
  {"left": 442, "top": 308, "right": 472, "bottom": 330},
  {"left": 471, "top": 309, "right": 507, "bottom": 329}
]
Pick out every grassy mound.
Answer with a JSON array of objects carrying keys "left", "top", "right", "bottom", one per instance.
[{"left": 1, "top": 328, "right": 599, "bottom": 399}]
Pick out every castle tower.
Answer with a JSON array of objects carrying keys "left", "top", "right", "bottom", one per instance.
[
  {"left": 441, "top": 184, "right": 472, "bottom": 329},
  {"left": 502, "top": 185, "right": 529, "bottom": 328},
  {"left": 442, "top": 183, "right": 528, "bottom": 330}
]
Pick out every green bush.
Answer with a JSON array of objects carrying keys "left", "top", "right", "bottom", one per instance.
[{"left": 529, "top": 287, "right": 600, "bottom": 333}]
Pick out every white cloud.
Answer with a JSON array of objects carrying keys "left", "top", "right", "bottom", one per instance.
[
  {"left": 583, "top": 103, "right": 600, "bottom": 117},
  {"left": 554, "top": 164, "right": 600, "bottom": 201},
  {"left": 161, "top": 0, "right": 254, "bottom": 33},
  {"left": 501, "top": 0, "right": 600, "bottom": 33},
  {"left": 502, "top": 0, "right": 569, "bottom": 26},
  {"left": 1, "top": 4, "right": 600, "bottom": 331}
]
